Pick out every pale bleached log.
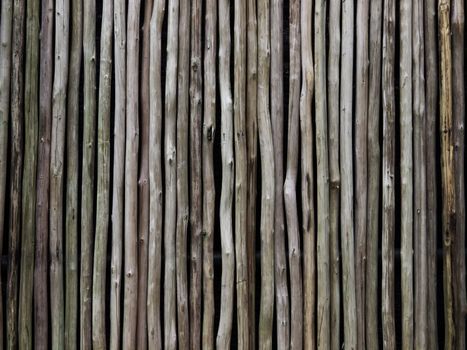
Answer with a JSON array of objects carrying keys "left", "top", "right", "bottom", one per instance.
[
  {"left": 64, "top": 0, "right": 82, "bottom": 348},
  {"left": 176, "top": 0, "right": 190, "bottom": 346},
  {"left": 35, "top": 0, "right": 54, "bottom": 347},
  {"left": 110, "top": 0, "right": 126, "bottom": 347},
  {"left": 424, "top": 1, "right": 439, "bottom": 347},
  {"left": 164, "top": 0, "right": 179, "bottom": 347},
  {"left": 452, "top": 1, "right": 466, "bottom": 348},
  {"left": 340, "top": 0, "right": 358, "bottom": 347},
  {"left": 366, "top": 0, "right": 383, "bottom": 348},
  {"left": 7, "top": 2, "right": 25, "bottom": 347},
  {"left": 439, "top": 0, "right": 455, "bottom": 347},
  {"left": 400, "top": 1, "right": 414, "bottom": 347},
  {"left": 301, "top": 0, "right": 316, "bottom": 347},
  {"left": 91, "top": 0, "right": 113, "bottom": 347},
  {"left": 285, "top": 0, "right": 303, "bottom": 347},
  {"left": 413, "top": 1, "right": 428, "bottom": 348},
  {"left": 49, "top": 0, "right": 69, "bottom": 347},
  {"left": 81, "top": 0, "right": 97, "bottom": 346},
  {"left": 271, "top": 0, "right": 289, "bottom": 347},
  {"left": 18, "top": 0, "right": 39, "bottom": 346},
  {"left": 148, "top": 0, "right": 165, "bottom": 347},
  {"left": 122, "top": 0, "right": 141, "bottom": 347},
  {"left": 190, "top": 0, "right": 203, "bottom": 348},
  {"left": 202, "top": 0, "right": 216, "bottom": 346},
  {"left": 382, "top": 0, "right": 396, "bottom": 347},
  {"left": 137, "top": 1, "right": 153, "bottom": 348},
  {"left": 327, "top": 0, "right": 341, "bottom": 346},
  {"left": 216, "top": 0, "right": 235, "bottom": 346},
  {"left": 355, "top": 2, "right": 369, "bottom": 347},
  {"left": 246, "top": 0, "right": 258, "bottom": 346}
]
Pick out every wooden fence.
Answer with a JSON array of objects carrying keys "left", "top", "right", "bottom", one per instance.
[{"left": 0, "top": 0, "right": 465, "bottom": 348}]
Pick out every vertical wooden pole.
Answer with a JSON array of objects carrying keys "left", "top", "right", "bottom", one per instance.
[
  {"left": 439, "top": 0, "right": 456, "bottom": 347},
  {"left": 92, "top": 0, "right": 113, "bottom": 347},
  {"left": 202, "top": 0, "right": 217, "bottom": 345},
  {"left": 148, "top": 0, "right": 165, "bottom": 347},
  {"left": 382, "top": 0, "right": 396, "bottom": 347},
  {"left": 7, "top": 1, "right": 25, "bottom": 348},
  {"left": 18, "top": 0, "right": 39, "bottom": 347},
  {"left": 301, "top": 0, "right": 316, "bottom": 348},
  {"left": 217, "top": 0, "right": 235, "bottom": 346},
  {"left": 111, "top": 0, "right": 126, "bottom": 347},
  {"left": 366, "top": 0, "right": 383, "bottom": 348},
  {"left": 285, "top": 0, "right": 303, "bottom": 347}
]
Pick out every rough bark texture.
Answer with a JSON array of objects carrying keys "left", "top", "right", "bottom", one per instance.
[
  {"left": 258, "top": 0, "right": 275, "bottom": 347},
  {"left": 216, "top": 0, "right": 235, "bottom": 346},
  {"left": 424, "top": 1, "right": 439, "bottom": 347},
  {"left": 327, "top": 0, "right": 341, "bottom": 347},
  {"left": 176, "top": 0, "right": 190, "bottom": 346},
  {"left": 202, "top": 0, "right": 216, "bottom": 347},
  {"left": 439, "top": 0, "right": 456, "bottom": 347},
  {"left": 18, "top": 0, "right": 39, "bottom": 346},
  {"left": 301, "top": 0, "right": 316, "bottom": 348},
  {"left": 81, "top": 0, "right": 97, "bottom": 347},
  {"left": 122, "top": 0, "right": 141, "bottom": 347},
  {"left": 451, "top": 1, "right": 466, "bottom": 349},
  {"left": 34, "top": 0, "right": 53, "bottom": 347},
  {"left": 7, "top": 1, "right": 25, "bottom": 348},
  {"left": 366, "top": 0, "right": 382, "bottom": 348},
  {"left": 137, "top": 0, "right": 153, "bottom": 348},
  {"left": 64, "top": 0, "right": 82, "bottom": 348},
  {"left": 148, "top": 0, "right": 165, "bottom": 347},
  {"left": 382, "top": 0, "right": 396, "bottom": 347},
  {"left": 164, "top": 0, "right": 179, "bottom": 347},
  {"left": 49, "top": 0, "right": 70, "bottom": 347},
  {"left": 285, "top": 0, "right": 303, "bottom": 347},
  {"left": 92, "top": 0, "right": 112, "bottom": 347},
  {"left": 234, "top": 0, "right": 251, "bottom": 347},
  {"left": 110, "top": 0, "right": 126, "bottom": 347}
]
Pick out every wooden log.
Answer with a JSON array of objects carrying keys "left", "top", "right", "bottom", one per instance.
[
  {"left": 0, "top": 0, "right": 13, "bottom": 346},
  {"left": 7, "top": 0, "right": 25, "bottom": 348},
  {"left": 49, "top": 0, "right": 70, "bottom": 347},
  {"left": 413, "top": 1, "right": 428, "bottom": 348},
  {"left": 400, "top": 1, "right": 414, "bottom": 347},
  {"left": 355, "top": 2, "right": 369, "bottom": 347},
  {"left": 176, "top": 0, "right": 190, "bottom": 346},
  {"left": 424, "top": 1, "right": 439, "bottom": 347},
  {"left": 202, "top": 0, "right": 216, "bottom": 346},
  {"left": 81, "top": 0, "right": 97, "bottom": 346},
  {"left": 451, "top": 1, "right": 466, "bottom": 348},
  {"left": 164, "top": 0, "right": 179, "bottom": 347},
  {"left": 327, "top": 0, "right": 341, "bottom": 346},
  {"left": 64, "top": 0, "right": 82, "bottom": 348},
  {"left": 340, "top": 0, "right": 358, "bottom": 347},
  {"left": 301, "top": 0, "right": 316, "bottom": 347},
  {"left": 285, "top": 0, "right": 303, "bottom": 347},
  {"left": 246, "top": 0, "right": 258, "bottom": 347},
  {"left": 439, "top": 0, "right": 456, "bottom": 347},
  {"left": 382, "top": 0, "right": 396, "bottom": 346},
  {"left": 123, "top": 0, "right": 141, "bottom": 347},
  {"left": 110, "top": 0, "right": 126, "bottom": 347},
  {"left": 91, "top": 0, "right": 113, "bottom": 347},
  {"left": 271, "top": 0, "right": 289, "bottom": 348},
  {"left": 216, "top": 0, "right": 235, "bottom": 346},
  {"left": 18, "top": 0, "right": 39, "bottom": 347},
  {"left": 258, "top": 0, "right": 275, "bottom": 347},
  {"left": 190, "top": 0, "right": 203, "bottom": 348},
  {"left": 366, "top": 0, "right": 383, "bottom": 348},
  {"left": 34, "top": 0, "right": 53, "bottom": 347},
  {"left": 137, "top": 0, "right": 153, "bottom": 348},
  {"left": 148, "top": 0, "right": 165, "bottom": 347}
]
